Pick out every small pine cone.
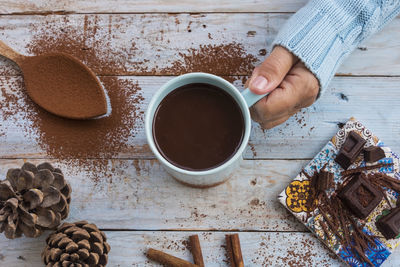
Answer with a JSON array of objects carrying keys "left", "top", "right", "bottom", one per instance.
[
  {"left": 42, "top": 221, "right": 111, "bottom": 267},
  {"left": 0, "top": 162, "right": 71, "bottom": 239}
]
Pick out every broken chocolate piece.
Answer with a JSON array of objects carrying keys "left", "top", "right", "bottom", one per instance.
[
  {"left": 338, "top": 174, "right": 383, "bottom": 219},
  {"left": 317, "top": 171, "right": 334, "bottom": 192},
  {"left": 376, "top": 207, "right": 400, "bottom": 239},
  {"left": 335, "top": 131, "right": 366, "bottom": 169},
  {"left": 364, "top": 146, "right": 385, "bottom": 163}
]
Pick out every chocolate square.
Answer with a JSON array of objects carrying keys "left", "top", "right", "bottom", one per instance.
[
  {"left": 338, "top": 174, "right": 383, "bottom": 219},
  {"left": 317, "top": 171, "right": 333, "bottom": 192},
  {"left": 364, "top": 146, "right": 385, "bottom": 163},
  {"left": 376, "top": 207, "right": 400, "bottom": 239},
  {"left": 335, "top": 131, "right": 366, "bottom": 169}
]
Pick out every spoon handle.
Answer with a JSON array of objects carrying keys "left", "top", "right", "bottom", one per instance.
[{"left": 0, "top": 41, "right": 23, "bottom": 63}]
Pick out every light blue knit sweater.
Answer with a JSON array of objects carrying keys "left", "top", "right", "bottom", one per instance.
[{"left": 273, "top": 0, "right": 400, "bottom": 96}]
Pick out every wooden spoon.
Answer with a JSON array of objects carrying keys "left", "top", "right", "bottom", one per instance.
[{"left": 0, "top": 41, "right": 108, "bottom": 120}]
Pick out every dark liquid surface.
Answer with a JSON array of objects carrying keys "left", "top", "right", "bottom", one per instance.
[{"left": 153, "top": 83, "right": 245, "bottom": 171}]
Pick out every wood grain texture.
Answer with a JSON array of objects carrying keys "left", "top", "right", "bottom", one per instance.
[
  {"left": 0, "top": 14, "right": 398, "bottom": 76},
  {"left": 0, "top": 158, "right": 306, "bottom": 231},
  {"left": 2, "top": 230, "right": 400, "bottom": 266},
  {"left": 0, "top": 5, "right": 399, "bottom": 266},
  {"left": 1, "top": 76, "right": 400, "bottom": 159},
  {"left": 1, "top": 0, "right": 307, "bottom": 14},
  {"left": 0, "top": 231, "right": 346, "bottom": 266}
]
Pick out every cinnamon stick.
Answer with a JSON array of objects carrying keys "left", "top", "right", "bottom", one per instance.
[
  {"left": 225, "top": 235, "right": 235, "bottom": 267},
  {"left": 231, "top": 234, "right": 244, "bottom": 267},
  {"left": 226, "top": 234, "right": 244, "bottom": 267},
  {"left": 146, "top": 248, "right": 199, "bottom": 267},
  {"left": 189, "top": 235, "right": 204, "bottom": 267}
]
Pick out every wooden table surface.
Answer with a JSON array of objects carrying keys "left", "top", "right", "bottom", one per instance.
[{"left": 1, "top": 1, "right": 400, "bottom": 266}]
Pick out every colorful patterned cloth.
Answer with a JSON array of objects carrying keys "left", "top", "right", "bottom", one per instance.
[{"left": 279, "top": 118, "right": 400, "bottom": 266}]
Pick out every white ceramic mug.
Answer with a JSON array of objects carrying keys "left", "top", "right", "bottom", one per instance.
[{"left": 145, "top": 73, "right": 268, "bottom": 188}]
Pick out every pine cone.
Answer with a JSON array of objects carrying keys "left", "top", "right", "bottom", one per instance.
[
  {"left": 0, "top": 162, "right": 71, "bottom": 239},
  {"left": 42, "top": 221, "right": 111, "bottom": 267}
]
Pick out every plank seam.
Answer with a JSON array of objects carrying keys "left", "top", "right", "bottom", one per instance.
[
  {"left": 0, "top": 11, "right": 297, "bottom": 16},
  {"left": 98, "top": 229, "right": 310, "bottom": 233},
  {"left": 0, "top": 157, "right": 314, "bottom": 160},
  {"left": 1, "top": 74, "right": 400, "bottom": 78}
]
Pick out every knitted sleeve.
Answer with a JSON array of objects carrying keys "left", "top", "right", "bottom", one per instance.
[{"left": 273, "top": 0, "right": 400, "bottom": 96}]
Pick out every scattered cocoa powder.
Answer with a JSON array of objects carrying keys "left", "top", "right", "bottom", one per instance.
[
  {"left": 258, "top": 49, "right": 267, "bottom": 56},
  {"left": 25, "top": 15, "right": 138, "bottom": 76},
  {"left": 0, "top": 15, "right": 259, "bottom": 183},
  {"left": 248, "top": 142, "right": 257, "bottom": 157},
  {"left": 161, "top": 43, "right": 258, "bottom": 76},
  {"left": 30, "top": 77, "right": 142, "bottom": 158},
  {"left": 24, "top": 16, "right": 259, "bottom": 77},
  {"left": 0, "top": 76, "right": 143, "bottom": 181}
]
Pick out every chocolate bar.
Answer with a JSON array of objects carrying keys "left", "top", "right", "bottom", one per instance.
[
  {"left": 364, "top": 146, "right": 385, "bottom": 163},
  {"left": 335, "top": 131, "right": 366, "bottom": 169},
  {"left": 338, "top": 174, "right": 383, "bottom": 219},
  {"left": 376, "top": 207, "right": 400, "bottom": 239},
  {"left": 317, "top": 171, "right": 333, "bottom": 192}
]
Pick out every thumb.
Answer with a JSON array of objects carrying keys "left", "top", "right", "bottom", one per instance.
[{"left": 249, "top": 46, "right": 297, "bottom": 95}]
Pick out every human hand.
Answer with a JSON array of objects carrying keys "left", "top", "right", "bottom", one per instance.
[{"left": 247, "top": 46, "right": 319, "bottom": 129}]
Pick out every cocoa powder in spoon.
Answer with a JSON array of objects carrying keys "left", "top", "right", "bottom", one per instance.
[{"left": 21, "top": 53, "right": 108, "bottom": 119}]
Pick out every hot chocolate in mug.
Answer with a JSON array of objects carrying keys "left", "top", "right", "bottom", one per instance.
[{"left": 145, "top": 72, "right": 269, "bottom": 188}]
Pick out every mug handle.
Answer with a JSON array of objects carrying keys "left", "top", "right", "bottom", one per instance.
[{"left": 241, "top": 88, "right": 269, "bottom": 107}]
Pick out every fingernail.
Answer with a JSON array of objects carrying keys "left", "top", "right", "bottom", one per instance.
[{"left": 252, "top": 76, "right": 269, "bottom": 92}]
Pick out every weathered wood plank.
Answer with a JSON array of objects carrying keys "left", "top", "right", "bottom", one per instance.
[
  {"left": 0, "top": 13, "right": 398, "bottom": 76},
  {"left": 3, "top": 230, "right": 400, "bottom": 266},
  {"left": 1, "top": 76, "right": 400, "bottom": 159},
  {"left": 0, "top": 231, "right": 346, "bottom": 266},
  {"left": 0, "top": 159, "right": 306, "bottom": 231},
  {"left": 1, "top": 0, "right": 307, "bottom": 14}
]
